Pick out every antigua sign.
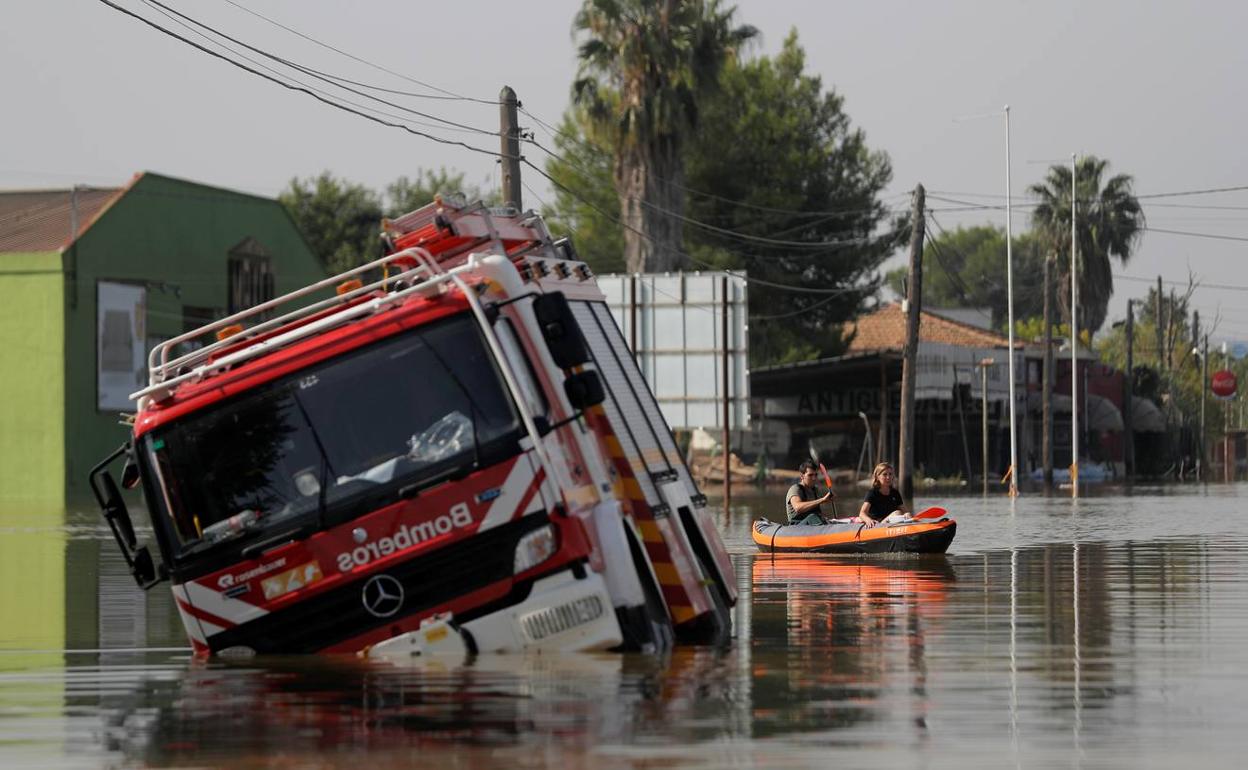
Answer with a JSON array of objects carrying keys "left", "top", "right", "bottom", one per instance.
[{"left": 1211, "top": 369, "right": 1237, "bottom": 400}]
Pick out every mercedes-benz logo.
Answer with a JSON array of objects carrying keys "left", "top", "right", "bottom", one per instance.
[{"left": 361, "top": 574, "right": 404, "bottom": 618}]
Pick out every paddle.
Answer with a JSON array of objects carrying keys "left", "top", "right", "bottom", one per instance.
[
  {"left": 914, "top": 506, "right": 948, "bottom": 520},
  {"left": 817, "top": 461, "right": 839, "bottom": 518}
]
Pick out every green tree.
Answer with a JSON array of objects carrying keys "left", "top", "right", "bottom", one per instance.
[
  {"left": 683, "top": 31, "right": 897, "bottom": 364},
  {"left": 885, "top": 225, "right": 1047, "bottom": 332},
  {"left": 279, "top": 172, "right": 382, "bottom": 274},
  {"left": 572, "top": 0, "right": 757, "bottom": 273},
  {"left": 1028, "top": 156, "right": 1145, "bottom": 336},
  {"left": 541, "top": 110, "right": 626, "bottom": 275},
  {"left": 385, "top": 168, "right": 483, "bottom": 217}
]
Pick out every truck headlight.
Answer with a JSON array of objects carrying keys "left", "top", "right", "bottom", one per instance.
[{"left": 514, "top": 524, "right": 557, "bottom": 574}]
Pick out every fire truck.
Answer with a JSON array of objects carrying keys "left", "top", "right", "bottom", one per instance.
[{"left": 90, "top": 196, "right": 736, "bottom": 657}]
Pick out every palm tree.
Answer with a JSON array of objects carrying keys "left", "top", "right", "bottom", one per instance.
[
  {"left": 572, "top": 0, "right": 757, "bottom": 273},
  {"left": 1028, "top": 156, "right": 1145, "bottom": 336}
]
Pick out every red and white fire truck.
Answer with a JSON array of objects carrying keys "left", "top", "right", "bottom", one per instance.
[{"left": 90, "top": 196, "right": 736, "bottom": 657}]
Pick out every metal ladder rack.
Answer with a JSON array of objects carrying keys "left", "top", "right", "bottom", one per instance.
[
  {"left": 384, "top": 196, "right": 560, "bottom": 268},
  {"left": 132, "top": 247, "right": 472, "bottom": 407}
]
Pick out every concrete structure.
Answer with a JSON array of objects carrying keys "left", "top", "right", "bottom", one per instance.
[{"left": 0, "top": 172, "right": 325, "bottom": 509}]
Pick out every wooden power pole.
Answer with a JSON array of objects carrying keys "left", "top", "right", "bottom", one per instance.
[
  {"left": 499, "top": 86, "right": 522, "bottom": 210},
  {"left": 898, "top": 185, "right": 925, "bottom": 502}
]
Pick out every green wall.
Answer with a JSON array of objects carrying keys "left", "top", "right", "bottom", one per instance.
[
  {"left": 63, "top": 173, "right": 325, "bottom": 503},
  {"left": 0, "top": 252, "right": 65, "bottom": 508}
]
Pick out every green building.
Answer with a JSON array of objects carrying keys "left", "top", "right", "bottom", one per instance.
[{"left": 0, "top": 172, "right": 326, "bottom": 510}]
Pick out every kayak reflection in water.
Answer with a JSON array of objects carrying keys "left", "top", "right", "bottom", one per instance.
[
  {"left": 786, "top": 460, "right": 834, "bottom": 525},
  {"left": 857, "top": 462, "right": 910, "bottom": 528}
]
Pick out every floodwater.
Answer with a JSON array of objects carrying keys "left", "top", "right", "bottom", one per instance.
[{"left": 3, "top": 485, "right": 1247, "bottom": 769}]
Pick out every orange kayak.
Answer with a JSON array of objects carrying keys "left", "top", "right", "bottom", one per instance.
[{"left": 752, "top": 517, "right": 956, "bottom": 554}]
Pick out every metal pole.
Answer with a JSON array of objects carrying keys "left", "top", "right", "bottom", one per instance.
[
  {"left": 499, "top": 86, "right": 522, "bottom": 210},
  {"left": 721, "top": 276, "right": 731, "bottom": 510},
  {"left": 1004, "top": 107, "right": 1019, "bottom": 497},
  {"left": 629, "top": 274, "right": 639, "bottom": 360},
  {"left": 1042, "top": 254, "right": 1055, "bottom": 487},
  {"left": 981, "top": 359, "right": 992, "bottom": 495},
  {"left": 899, "top": 185, "right": 925, "bottom": 503},
  {"left": 1201, "top": 334, "right": 1208, "bottom": 481},
  {"left": 1070, "top": 153, "right": 1080, "bottom": 498},
  {"left": 1124, "top": 300, "right": 1135, "bottom": 481}
]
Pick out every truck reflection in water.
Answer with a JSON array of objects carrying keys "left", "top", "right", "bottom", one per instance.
[{"left": 122, "top": 649, "right": 746, "bottom": 767}]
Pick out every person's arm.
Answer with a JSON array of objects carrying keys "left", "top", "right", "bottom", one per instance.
[
  {"left": 790, "top": 491, "right": 831, "bottom": 515},
  {"left": 857, "top": 500, "right": 876, "bottom": 527}
]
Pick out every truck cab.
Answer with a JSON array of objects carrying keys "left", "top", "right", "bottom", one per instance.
[{"left": 91, "top": 197, "right": 735, "bottom": 657}]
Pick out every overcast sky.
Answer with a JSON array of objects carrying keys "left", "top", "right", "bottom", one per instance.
[{"left": 6, "top": 0, "right": 1248, "bottom": 345}]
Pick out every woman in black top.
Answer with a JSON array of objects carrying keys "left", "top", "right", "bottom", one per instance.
[{"left": 857, "top": 462, "right": 908, "bottom": 527}]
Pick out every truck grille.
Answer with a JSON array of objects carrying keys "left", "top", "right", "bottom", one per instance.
[{"left": 206, "top": 513, "right": 551, "bottom": 654}]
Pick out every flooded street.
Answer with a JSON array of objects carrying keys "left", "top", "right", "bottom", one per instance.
[{"left": 3, "top": 486, "right": 1247, "bottom": 768}]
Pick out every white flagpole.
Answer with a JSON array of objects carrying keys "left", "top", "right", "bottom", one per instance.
[
  {"left": 1005, "top": 106, "right": 1019, "bottom": 497},
  {"left": 1071, "top": 153, "right": 1080, "bottom": 498}
]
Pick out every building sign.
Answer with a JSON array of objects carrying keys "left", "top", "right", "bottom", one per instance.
[
  {"left": 97, "top": 281, "right": 147, "bottom": 411},
  {"left": 765, "top": 389, "right": 886, "bottom": 418}
]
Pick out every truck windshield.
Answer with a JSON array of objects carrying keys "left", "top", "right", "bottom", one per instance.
[{"left": 142, "top": 313, "right": 522, "bottom": 558}]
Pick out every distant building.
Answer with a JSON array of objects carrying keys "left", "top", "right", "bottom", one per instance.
[
  {"left": 0, "top": 172, "right": 325, "bottom": 508},
  {"left": 752, "top": 301, "right": 1161, "bottom": 483},
  {"left": 752, "top": 302, "right": 1022, "bottom": 480}
]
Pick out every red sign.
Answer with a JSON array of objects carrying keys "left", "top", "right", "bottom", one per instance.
[{"left": 1211, "top": 369, "right": 1237, "bottom": 399}]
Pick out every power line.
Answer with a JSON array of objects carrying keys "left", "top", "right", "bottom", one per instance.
[
  {"left": 141, "top": 0, "right": 496, "bottom": 136},
  {"left": 1143, "top": 226, "right": 1248, "bottom": 243},
  {"left": 521, "top": 158, "right": 874, "bottom": 297},
  {"left": 96, "top": 0, "right": 508, "bottom": 161},
  {"left": 1115, "top": 273, "right": 1248, "bottom": 292},
  {"left": 104, "top": 0, "right": 895, "bottom": 298},
  {"left": 214, "top": 0, "right": 498, "bottom": 104}
]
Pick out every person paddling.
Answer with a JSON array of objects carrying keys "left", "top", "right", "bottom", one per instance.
[
  {"left": 857, "top": 462, "right": 909, "bottom": 528},
  {"left": 786, "top": 460, "right": 833, "bottom": 525}
]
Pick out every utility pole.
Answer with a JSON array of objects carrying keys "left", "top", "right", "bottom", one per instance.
[
  {"left": 1124, "top": 300, "right": 1135, "bottom": 481},
  {"left": 1200, "top": 333, "right": 1208, "bottom": 482},
  {"left": 1156, "top": 276, "right": 1166, "bottom": 373},
  {"left": 499, "top": 86, "right": 522, "bottom": 210},
  {"left": 898, "top": 184, "right": 925, "bottom": 503},
  {"left": 1042, "top": 254, "right": 1055, "bottom": 487}
]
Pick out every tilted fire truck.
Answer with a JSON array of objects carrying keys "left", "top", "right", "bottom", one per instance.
[{"left": 90, "top": 196, "right": 736, "bottom": 657}]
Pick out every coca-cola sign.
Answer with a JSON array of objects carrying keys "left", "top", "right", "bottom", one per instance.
[{"left": 1211, "top": 369, "right": 1237, "bottom": 400}]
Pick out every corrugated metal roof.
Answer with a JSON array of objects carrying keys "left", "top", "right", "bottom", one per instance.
[
  {"left": 0, "top": 187, "right": 124, "bottom": 253},
  {"left": 845, "top": 302, "right": 1018, "bottom": 352}
]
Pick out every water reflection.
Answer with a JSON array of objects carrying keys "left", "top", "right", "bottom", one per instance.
[
  {"left": 748, "top": 557, "right": 955, "bottom": 738},
  {"left": 2, "top": 494, "right": 1248, "bottom": 767}
]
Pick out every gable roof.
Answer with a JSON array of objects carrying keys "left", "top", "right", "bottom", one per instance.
[
  {"left": 845, "top": 302, "right": 1017, "bottom": 352},
  {"left": 0, "top": 186, "right": 125, "bottom": 253}
]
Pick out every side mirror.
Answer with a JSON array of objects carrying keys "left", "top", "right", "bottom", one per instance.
[
  {"left": 121, "top": 453, "right": 141, "bottom": 489},
  {"left": 564, "top": 370, "right": 605, "bottom": 410},
  {"left": 90, "top": 443, "right": 165, "bottom": 590},
  {"left": 532, "top": 292, "right": 591, "bottom": 369},
  {"left": 98, "top": 467, "right": 138, "bottom": 550},
  {"left": 132, "top": 545, "right": 159, "bottom": 587}
]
